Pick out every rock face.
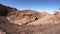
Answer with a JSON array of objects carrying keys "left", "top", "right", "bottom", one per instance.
[{"left": 6, "top": 10, "right": 48, "bottom": 25}]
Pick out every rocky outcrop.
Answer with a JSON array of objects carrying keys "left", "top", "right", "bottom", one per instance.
[
  {"left": 27, "top": 12, "right": 60, "bottom": 25},
  {"left": 0, "top": 4, "right": 60, "bottom": 34},
  {"left": 6, "top": 10, "right": 48, "bottom": 25}
]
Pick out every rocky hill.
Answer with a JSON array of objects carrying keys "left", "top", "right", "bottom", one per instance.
[
  {"left": 0, "top": 4, "right": 60, "bottom": 34},
  {"left": 6, "top": 10, "right": 49, "bottom": 25}
]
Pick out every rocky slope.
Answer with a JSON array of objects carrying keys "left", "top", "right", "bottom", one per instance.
[
  {"left": 6, "top": 10, "right": 49, "bottom": 25},
  {"left": 0, "top": 4, "right": 60, "bottom": 34},
  {"left": 27, "top": 12, "right": 60, "bottom": 25},
  {"left": 0, "top": 16, "right": 60, "bottom": 34}
]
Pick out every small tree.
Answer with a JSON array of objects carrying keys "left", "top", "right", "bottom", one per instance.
[{"left": 59, "top": 8, "right": 60, "bottom": 10}]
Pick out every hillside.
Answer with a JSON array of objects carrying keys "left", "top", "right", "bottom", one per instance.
[
  {"left": 0, "top": 4, "right": 60, "bottom": 34},
  {"left": 27, "top": 12, "right": 60, "bottom": 25},
  {"left": 6, "top": 10, "right": 49, "bottom": 25}
]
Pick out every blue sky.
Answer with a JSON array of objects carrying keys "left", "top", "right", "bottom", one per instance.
[{"left": 0, "top": 0, "right": 60, "bottom": 13}]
